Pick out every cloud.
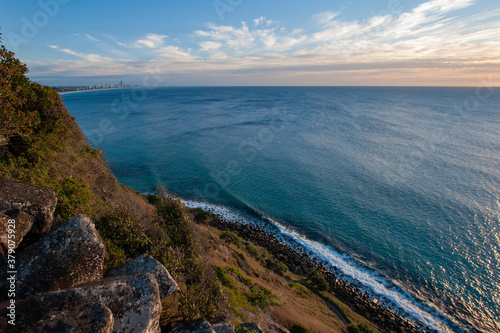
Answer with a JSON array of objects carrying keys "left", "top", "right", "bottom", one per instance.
[
  {"left": 199, "top": 41, "right": 223, "bottom": 52},
  {"left": 85, "top": 34, "right": 99, "bottom": 42},
  {"left": 134, "top": 34, "right": 168, "bottom": 48},
  {"left": 35, "top": 0, "right": 500, "bottom": 85},
  {"left": 314, "top": 11, "right": 341, "bottom": 25},
  {"left": 157, "top": 45, "right": 195, "bottom": 61},
  {"left": 254, "top": 17, "right": 265, "bottom": 27}
]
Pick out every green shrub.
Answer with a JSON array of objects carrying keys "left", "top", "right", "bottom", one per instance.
[
  {"left": 178, "top": 260, "right": 227, "bottom": 320},
  {"left": 189, "top": 207, "right": 216, "bottom": 223},
  {"left": 249, "top": 287, "right": 279, "bottom": 309},
  {"left": 227, "top": 267, "right": 254, "bottom": 287},
  {"left": 290, "top": 323, "right": 311, "bottom": 333},
  {"left": 235, "top": 326, "right": 258, "bottom": 333},
  {"left": 265, "top": 257, "right": 289, "bottom": 275},
  {"left": 95, "top": 210, "right": 150, "bottom": 265},
  {"left": 245, "top": 243, "right": 262, "bottom": 258},
  {"left": 155, "top": 196, "right": 195, "bottom": 256},
  {"left": 214, "top": 266, "right": 235, "bottom": 289},
  {"left": 308, "top": 270, "right": 329, "bottom": 292},
  {"left": 55, "top": 177, "right": 98, "bottom": 221},
  {"left": 220, "top": 231, "right": 242, "bottom": 248}
]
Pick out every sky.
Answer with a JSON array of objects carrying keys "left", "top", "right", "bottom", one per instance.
[{"left": 1, "top": 0, "right": 499, "bottom": 86}]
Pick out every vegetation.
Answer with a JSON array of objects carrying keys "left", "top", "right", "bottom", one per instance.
[
  {"left": 220, "top": 231, "right": 289, "bottom": 276},
  {"left": 234, "top": 326, "right": 259, "bottom": 333},
  {"left": 189, "top": 207, "right": 216, "bottom": 223},
  {"left": 0, "top": 42, "right": 40, "bottom": 142},
  {"left": 249, "top": 286, "right": 279, "bottom": 308},
  {"left": 308, "top": 270, "right": 329, "bottom": 292},
  {"left": 347, "top": 323, "right": 378, "bottom": 333},
  {"left": 290, "top": 323, "right": 312, "bottom": 333},
  {"left": 289, "top": 282, "right": 311, "bottom": 298},
  {"left": 220, "top": 230, "right": 243, "bottom": 248}
]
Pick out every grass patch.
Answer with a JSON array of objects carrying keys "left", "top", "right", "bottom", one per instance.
[
  {"left": 220, "top": 230, "right": 243, "bottom": 248},
  {"left": 347, "top": 323, "right": 379, "bottom": 333},
  {"left": 289, "top": 282, "right": 311, "bottom": 298},
  {"left": 227, "top": 267, "right": 254, "bottom": 287},
  {"left": 215, "top": 266, "right": 236, "bottom": 289},
  {"left": 249, "top": 286, "right": 280, "bottom": 309}
]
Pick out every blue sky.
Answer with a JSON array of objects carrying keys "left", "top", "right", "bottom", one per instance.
[{"left": 1, "top": 0, "right": 499, "bottom": 86}]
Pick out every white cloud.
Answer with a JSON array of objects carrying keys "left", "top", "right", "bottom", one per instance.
[
  {"left": 60, "top": 48, "right": 80, "bottom": 56},
  {"left": 158, "top": 45, "right": 195, "bottom": 61},
  {"left": 85, "top": 34, "right": 99, "bottom": 42},
  {"left": 314, "top": 11, "right": 341, "bottom": 25},
  {"left": 254, "top": 16, "right": 265, "bottom": 27},
  {"left": 34, "top": 0, "right": 500, "bottom": 85},
  {"left": 134, "top": 34, "right": 168, "bottom": 48},
  {"left": 199, "top": 41, "right": 223, "bottom": 52}
]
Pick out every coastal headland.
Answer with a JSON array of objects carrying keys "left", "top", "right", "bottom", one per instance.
[{"left": 1, "top": 43, "right": 430, "bottom": 332}]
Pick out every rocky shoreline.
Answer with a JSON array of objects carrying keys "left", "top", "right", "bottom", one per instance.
[{"left": 203, "top": 217, "right": 436, "bottom": 333}]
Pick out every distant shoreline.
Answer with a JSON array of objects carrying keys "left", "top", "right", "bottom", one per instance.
[{"left": 57, "top": 87, "right": 135, "bottom": 95}]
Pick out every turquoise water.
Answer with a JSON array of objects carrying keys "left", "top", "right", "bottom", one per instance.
[{"left": 62, "top": 87, "right": 500, "bottom": 332}]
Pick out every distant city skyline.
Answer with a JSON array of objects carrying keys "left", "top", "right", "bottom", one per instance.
[{"left": 1, "top": 0, "right": 499, "bottom": 86}]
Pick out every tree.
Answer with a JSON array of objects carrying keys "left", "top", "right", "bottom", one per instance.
[{"left": 0, "top": 35, "right": 40, "bottom": 143}]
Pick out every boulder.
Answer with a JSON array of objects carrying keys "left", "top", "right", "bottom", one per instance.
[
  {"left": 105, "top": 253, "right": 179, "bottom": 298},
  {"left": 69, "top": 273, "right": 161, "bottom": 333},
  {"left": 0, "top": 292, "right": 114, "bottom": 333},
  {"left": 0, "top": 214, "right": 106, "bottom": 301},
  {"left": 0, "top": 178, "right": 57, "bottom": 239},
  {"left": 0, "top": 209, "right": 34, "bottom": 255},
  {"left": 170, "top": 318, "right": 216, "bottom": 333},
  {"left": 212, "top": 320, "right": 234, "bottom": 333}
]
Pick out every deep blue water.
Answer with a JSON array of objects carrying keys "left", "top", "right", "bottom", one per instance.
[{"left": 62, "top": 87, "right": 500, "bottom": 332}]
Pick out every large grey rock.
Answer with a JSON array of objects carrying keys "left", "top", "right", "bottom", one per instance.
[
  {"left": 0, "top": 178, "right": 57, "bottom": 239},
  {"left": 70, "top": 273, "right": 161, "bottom": 333},
  {"left": 105, "top": 253, "right": 179, "bottom": 298},
  {"left": 0, "top": 292, "right": 114, "bottom": 333},
  {"left": 212, "top": 320, "right": 234, "bottom": 333},
  {"left": 0, "top": 209, "right": 34, "bottom": 255},
  {"left": 170, "top": 319, "right": 216, "bottom": 333},
  {"left": 0, "top": 214, "right": 106, "bottom": 301}
]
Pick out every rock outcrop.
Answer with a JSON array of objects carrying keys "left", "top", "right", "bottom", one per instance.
[
  {"left": 105, "top": 253, "right": 179, "bottom": 298},
  {"left": 0, "top": 214, "right": 106, "bottom": 301},
  {"left": 0, "top": 292, "right": 114, "bottom": 333},
  {"left": 0, "top": 178, "right": 57, "bottom": 239},
  {"left": 170, "top": 318, "right": 216, "bottom": 333},
  {"left": 0, "top": 272, "right": 162, "bottom": 333},
  {"left": 212, "top": 321, "right": 235, "bottom": 333},
  {"left": 0, "top": 209, "right": 33, "bottom": 256},
  {"left": 63, "top": 273, "right": 162, "bottom": 333}
]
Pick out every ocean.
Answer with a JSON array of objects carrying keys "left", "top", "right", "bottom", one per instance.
[{"left": 62, "top": 86, "right": 500, "bottom": 332}]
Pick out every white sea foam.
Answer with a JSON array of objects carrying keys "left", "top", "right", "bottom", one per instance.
[{"left": 183, "top": 199, "right": 459, "bottom": 333}]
